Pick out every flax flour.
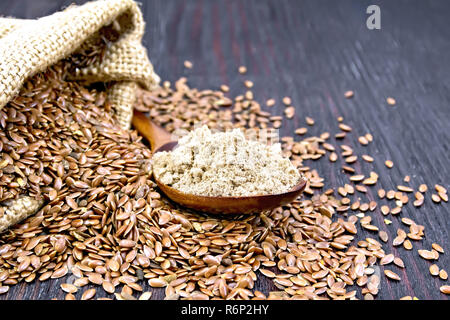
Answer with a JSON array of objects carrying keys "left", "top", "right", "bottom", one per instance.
[{"left": 152, "top": 126, "right": 301, "bottom": 197}]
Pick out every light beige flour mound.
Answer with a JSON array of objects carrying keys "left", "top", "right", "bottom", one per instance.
[{"left": 152, "top": 126, "right": 301, "bottom": 197}]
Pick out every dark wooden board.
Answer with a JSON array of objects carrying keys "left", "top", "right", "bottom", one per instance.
[{"left": 0, "top": 0, "right": 449, "bottom": 300}]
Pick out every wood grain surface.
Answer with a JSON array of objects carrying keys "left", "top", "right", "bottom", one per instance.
[{"left": 0, "top": 0, "right": 449, "bottom": 300}]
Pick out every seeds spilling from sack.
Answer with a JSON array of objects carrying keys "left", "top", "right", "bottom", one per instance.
[{"left": 0, "top": 57, "right": 447, "bottom": 301}]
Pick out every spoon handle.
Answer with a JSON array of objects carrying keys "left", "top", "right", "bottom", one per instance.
[{"left": 132, "top": 110, "right": 174, "bottom": 152}]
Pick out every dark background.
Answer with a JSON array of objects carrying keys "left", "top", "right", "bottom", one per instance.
[{"left": 1, "top": 0, "right": 449, "bottom": 300}]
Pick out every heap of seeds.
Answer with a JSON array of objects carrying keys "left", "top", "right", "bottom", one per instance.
[
  {"left": 133, "top": 73, "right": 447, "bottom": 300},
  {"left": 0, "top": 54, "right": 448, "bottom": 301}
]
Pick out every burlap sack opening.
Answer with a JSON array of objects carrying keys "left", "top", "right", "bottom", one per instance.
[{"left": 0, "top": 0, "right": 160, "bottom": 232}]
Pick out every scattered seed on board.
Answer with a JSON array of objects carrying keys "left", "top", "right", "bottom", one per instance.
[
  {"left": 244, "top": 80, "right": 253, "bottom": 88},
  {"left": 440, "top": 286, "right": 450, "bottom": 295},
  {"left": 387, "top": 97, "right": 396, "bottom": 105},
  {"left": 295, "top": 127, "right": 308, "bottom": 135},
  {"left": 329, "top": 152, "right": 338, "bottom": 162},
  {"left": 431, "top": 194, "right": 441, "bottom": 203},
  {"left": 81, "top": 288, "right": 96, "bottom": 300},
  {"left": 359, "top": 136, "right": 369, "bottom": 146},
  {"left": 345, "top": 90, "right": 354, "bottom": 98},
  {"left": 238, "top": 65, "right": 247, "bottom": 74},
  {"left": 345, "top": 155, "right": 358, "bottom": 164},
  {"left": 282, "top": 96, "right": 291, "bottom": 105},
  {"left": 65, "top": 293, "right": 76, "bottom": 300},
  {"left": 305, "top": 117, "right": 315, "bottom": 126},
  {"left": 403, "top": 240, "right": 413, "bottom": 250},
  {"left": 429, "top": 264, "right": 439, "bottom": 276},
  {"left": 284, "top": 106, "right": 295, "bottom": 119},
  {"left": 393, "top": 257, "right": 405, "bottom": 268},
  {"left": 139, "top": 292, "right": 153, "bottom": 300},
  {"left": 379, "top": 231, "right": 389, "bottom": 243},
  {"left": 398, "top": 185, "right": 414, "bottom": 193},
  {"left": 381, "top": 205, "right": 390, "bottom": 216},
  {"left": 435, "top": 184, "right": 446, "bottom": 194},
  {"left": 0, "top": 286, "right": 9, "bottom": 294},
  {"left": 260, "top": 269, "right": 276, "bottom": 278},
  {"left": 431, "top": 243, "right": 444, "bottom": 253},
  {"left": 339, "top": 123, "right": 352, "bottom": 132},
  {"left": 393, "top": 236, "right": 405, "bottom": 247},
  {"left": 385, "top": 160, "right": 394, "bottom": 168},
  {"left": 148, "top": 278, "right": 167, "bottom": 288},
  {"left": 418, "top": 250, "right": 436, "bottom": 260},
  {"left": 384, "top": 270, "right": 401, "bottom": 281},
  {"left": 380, "top": 254, "right": 394, "bottom": 265},
  {"left": 102, "top": 281, "right": 115, "bottom": 294},
  {"left": 266, "top": 98, "right": 275, "bottom": 107},
  {"left": 61, "top": 283, "right": 78, "bottom": 294}
]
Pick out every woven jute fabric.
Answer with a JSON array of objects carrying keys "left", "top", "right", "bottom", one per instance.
[
  {"left": 0, "top": 0, "right": 160, "bottom": 232},
  {"left": 0, "top": 0, "right": 160, "bottom": 128}
]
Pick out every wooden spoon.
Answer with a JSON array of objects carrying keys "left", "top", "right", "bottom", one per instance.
[{"left": 132, "top": 110, "right": 307, "bottom": 214}]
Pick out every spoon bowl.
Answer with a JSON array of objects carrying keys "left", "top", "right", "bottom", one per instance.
[{"left": 132, "top": 110, "right": 307, "bottom": 214}]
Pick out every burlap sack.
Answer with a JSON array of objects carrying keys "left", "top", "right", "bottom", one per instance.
[{"left": 0, "top": 0, "right": 160, "bottom": 232}]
